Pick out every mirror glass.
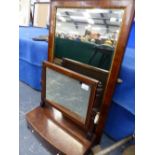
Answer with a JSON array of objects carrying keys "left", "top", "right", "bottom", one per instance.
[
  {"left": 54, "top": 8, "right": 124, "bottom": 70},
  {"left": 46, "top": 68, "right": 92, "bottom": 122}
]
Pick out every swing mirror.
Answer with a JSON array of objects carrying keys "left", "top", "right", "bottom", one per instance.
[{"left": 42, "top": 61, "right": 99, "bottom": 129}]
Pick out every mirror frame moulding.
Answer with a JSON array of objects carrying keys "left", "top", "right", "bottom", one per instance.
[
  {"left": 47, "top": 0, "right": 135, "bottom": 143},
  {"left": 41, "top": 61, "right": 99, "bottom": 131}
]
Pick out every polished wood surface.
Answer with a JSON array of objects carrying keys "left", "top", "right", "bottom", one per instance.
[
  {"left": 62, "top": 58, "right": 106, "bottom": 137},
  {"left": 44, "top": 61, "right": 99, "bottom": 85},
  {"left": 45, "top": 98, "right": 85, "bottom": 125},
  {"left": 42, "top": 61, "right": 99, "bottom": 131},
  {"left": 26, "top": 106, "right": 93, "bottom": 155},
  {"left": 62, "top": 58, "right": 109, "bottom": 85},
  {"left": 95, "top": 0, "right": 135, "bottom": 143},
  {"left": 27, "top": 0, "right": 135, "bottom": 153},
  {"left": 47, "top": 0, "right": 134, "bottom": 143}
]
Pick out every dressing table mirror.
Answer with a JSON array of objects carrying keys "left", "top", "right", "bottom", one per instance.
[
  {"left": 43, "top": 61, "right": 99, "bottom": 130},
  {"left": 26, "top": 0, "right": 134, "bottom": 154}
]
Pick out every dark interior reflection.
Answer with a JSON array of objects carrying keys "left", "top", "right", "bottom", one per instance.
[{"left": 54, "top": 8, "right": 124, "bottom": 70}]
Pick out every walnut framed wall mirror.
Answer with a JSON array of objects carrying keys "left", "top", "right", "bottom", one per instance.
[{"left": 26, "top": 0, "right": 134, "bottom": 154}]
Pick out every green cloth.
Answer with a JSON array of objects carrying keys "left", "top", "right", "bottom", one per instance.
[{"left": 54, "top": 37, "right": 114, "bottom": 70}]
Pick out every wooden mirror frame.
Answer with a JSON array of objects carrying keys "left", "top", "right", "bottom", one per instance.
[
  {"left": 41, "top": 61, "right": 99, "bottom": 132},
  {"left": 47, "top": 0, "right": 135, "bottom": 143},
  {"left": 62, "top": 58, "right": 109, "bottom": 86}
]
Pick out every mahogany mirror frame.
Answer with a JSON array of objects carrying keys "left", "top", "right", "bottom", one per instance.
[
  {"left": 47, "top": 0, "right": 135, "bottom": 143},
  {"left": 41, "top": 61, "right": 99, "bottom": 131},
  {"left": 19, "top": 0, "right": 31, "bottom": 27}
]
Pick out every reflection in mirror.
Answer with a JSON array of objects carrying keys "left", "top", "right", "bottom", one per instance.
[
  {"left": 46, "top": 68, "right": 92, "bottom": 122},
  {"left": 54, "top": 8, "right": 124, "bottom": 70}
]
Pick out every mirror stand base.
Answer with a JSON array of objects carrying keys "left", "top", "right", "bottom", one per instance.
[{"left": 26, "top": 106, "right": 95, "bottom": 155}]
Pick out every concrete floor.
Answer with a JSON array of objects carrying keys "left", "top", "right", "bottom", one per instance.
[{"left": 19, "top": 81, "right": 124, "bottom": 155}]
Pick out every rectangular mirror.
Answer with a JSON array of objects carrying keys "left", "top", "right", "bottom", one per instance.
[
  {"left": 42, "top": 61, "right": 99, "bottom": 128},
  {"left": 53, "top": 8, "right": 124, "bottom": 71},
  {"left": 47, "top": 0, "right": 134, "bottom": 142}
]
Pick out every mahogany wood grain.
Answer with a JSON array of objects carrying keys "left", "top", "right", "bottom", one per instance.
[
  {"left": 26, "top": 106, "right": 93, "bottom": 155},
  {"left": 94, "top": 0, "right": 135, "bottom": 143},
  {"left": 62, "top": 58, "right": 109, "bottom": 85},
  {"left": 23, "top": 1, "right": 136, "bottom": 154},
  {"left": 42, "top": 61, "right": 99, "bottom": 132},
  {"left": 61, "top": 58, "right": 108, "bottom": 106},
  {"left": 62, "top": 58, "right": 106, "bottom": 138},
  {"left": 41, "top": 62, "right": 46, "bottom": 107},
  {"left": 44, "top": 61, "right": 99, "bottom": 85},
  {"left": 47, "top": 0, "right": 135, "bottom": 143}
]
